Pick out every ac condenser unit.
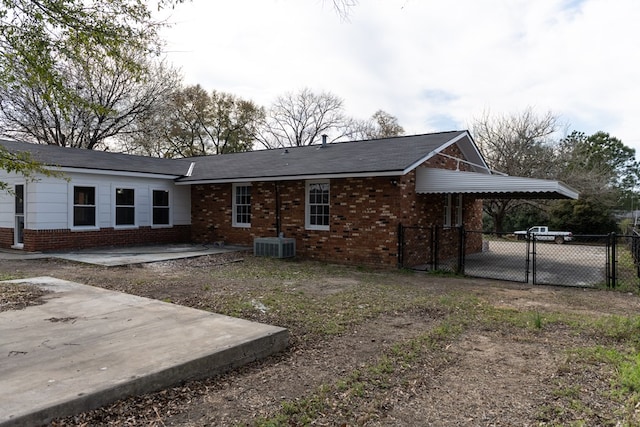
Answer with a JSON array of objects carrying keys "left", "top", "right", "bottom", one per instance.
[{"left": 253, "top": 237, "right": 296, "bottom": 258}]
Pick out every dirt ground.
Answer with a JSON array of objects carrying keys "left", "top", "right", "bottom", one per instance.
[{"left": 2, "top": 252, "right": 639, "bottom": 426}]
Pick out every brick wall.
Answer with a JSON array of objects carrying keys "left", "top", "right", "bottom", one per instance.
[
  {"left": 192, "top": 179, "right": 483, "bottom": 268},
  {"left": 192, "top": 177, "right": 402, "bottom": 267},
  {"left": 0, "top": 227, "right": 13, "bottom": 248},
  {"left": 190, "top": 143, "right": 484, "bottom": 268},
  {"left": 17, "top": 226, "right": 191, "bottom": 252}
]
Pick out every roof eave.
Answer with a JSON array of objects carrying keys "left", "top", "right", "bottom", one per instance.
[
  {"left": 49, "top": 166, "right": 185, "bottom": 180},
  {"left": 401, "top": 131, "right": 491, "bottom": 175},
  {"left": 175, "top": 170, "right": 405, "bottom": 185}
]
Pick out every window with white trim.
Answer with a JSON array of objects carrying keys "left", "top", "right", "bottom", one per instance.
[
  {"left": 444, "top": 194, "right": 463, "bottom": 227},
  {"left": 306, "top": 180, "right": 330, "bottom": 230},
  {"left": 232, "top": 183, "right": 251, "bottom": 227},
  {"left": 73, "top": 186, "right": 96, "bottom": 227},
  {"left": 152, "top": 189, "right": 170, "bottom": 225},
  {"left": 115, "top": 188, "right": 135, "bottom": 226},
  {"left": 455, "top": 194, "right": 463, "bottom": 226}
]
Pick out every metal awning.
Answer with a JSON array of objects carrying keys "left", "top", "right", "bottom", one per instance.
[{"left": 416, "top": 168, "right": 579, "bottom": 199}]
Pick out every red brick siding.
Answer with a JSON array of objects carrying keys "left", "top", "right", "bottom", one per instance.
[
  {"left": 397, "top": 168, "right": 483, "bottom": 264},
  {"left": 192, "top": 177, "right": 402, "bottom": 267},
  {"left": 423, "top": 143, "right": 474, "bottom": 171},
  {"left": 189, "top": 143, "right": 485, "bottom": 268},
  {"left": 16, "top": 226, "right": 190, "bottom": 252},
  {"left": 192, "top": 174, "right": 483, "bottom": 268},
  {"left": 0, "top": 227, "right": 13, "bottom": 248}
]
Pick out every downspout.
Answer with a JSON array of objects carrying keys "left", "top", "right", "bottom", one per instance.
[{"left": 275, "top": 182, "right": 281, "bottom": 237}]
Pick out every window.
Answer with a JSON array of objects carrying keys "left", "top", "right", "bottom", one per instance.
[
  {"left": 14, "top": 184, "right": 24, "bottom": 246},
  {"left": 455, "top": 194, "right": 463, "bottom": 226},
  {"left": 74, "top": 186, "right": 96, "bottom": 227},
  {"left": 232, "top": 184, "right": 251, "bottom": 227},
  {"left": 115, "top": 188, "right": 135, "bottom": 226},
  {"left": 152, "top": 190, "right": 170, "bottom": 225},
  {"left": 444, "top": 194, "right": 463, "bottom": 227},
  {"left": 306, "top": 180, "right": 330, "bottom": 230}
]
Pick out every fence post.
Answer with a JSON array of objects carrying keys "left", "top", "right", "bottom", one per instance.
[
  {"left": 457, "top": 226, "right": 465, "bottom": 274},
  {"left": 530, "top": 231, "right": 537, "bottom": 285},
  {"left": 605, "top": 233, "right": 611, "bottom": 288},
  {"left": 610, "top": 232, "right": 617, "bottom": 288},
  {"left": 397, "top": 223, "right": 404, "bottom": 269},
  {"left": 635, "top": 233, "right": 640, "bottom": 280},
  {"left": 432, "top": 225, "right": 439, "bottom": 271}
]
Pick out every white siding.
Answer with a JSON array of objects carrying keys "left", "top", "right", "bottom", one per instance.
[
  {"left": 0, "top": 171, "right": 23, "bottom": 228},
  {"left": 1, "top": 170, "right": 191, "bottom": 230},
  {"left": 26, "top": 178, "right": 69, "bottom": 229}
]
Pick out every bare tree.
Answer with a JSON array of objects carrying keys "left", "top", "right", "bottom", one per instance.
[
  {"left": 349, "top": 110, "right": 405, "bottom": 140},
  {"left": 204, "top": 90, "right": 265, "bottom": 154},
  {"left": 471, "top": 108, "right": 559, "bottom": 233},
  {"left": 327, "top": 0, "right": 358, "bottom": 19},
  {"left": 0, "top": 47, "right": 180, "bottom": 150},
  {"left": 256, "top": 88, "right": 353, "bottom": 149},
  {"left": 124, "top": 85, "right": 264, "bottom": 158},
  {"left": 160, "top": 84, "right": 212, "bottom": 157}
]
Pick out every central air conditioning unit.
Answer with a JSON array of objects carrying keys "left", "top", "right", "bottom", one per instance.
[{"left": 253, "top": 237, "right": 296, "bottom": 258}]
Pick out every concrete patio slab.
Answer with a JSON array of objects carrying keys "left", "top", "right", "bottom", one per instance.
[
  {"left": 0, "top": 276, "right": 288, "bottom": 427},
  {"left": 0, "top": 244, "right": 250, "bottom": 267},
  {"left": 49, "top": 244, "right": 248, "bottom": 267}
]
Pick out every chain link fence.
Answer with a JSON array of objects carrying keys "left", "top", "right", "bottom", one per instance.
[
  {"left": 398, "top": 224, "right": 640, "bottom": 289},
  {"left": 397, "top": 225, "right": 464, "bottom": 273}
]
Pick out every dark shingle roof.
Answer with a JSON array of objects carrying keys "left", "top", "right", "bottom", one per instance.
[
  {"left": 0, "top": 139, "right": 192, "bottom": 176},
  {"left": 179, "top": 131, "right": 470, "bottom": 183},
  {"left": 0, "top": 131, "right": 477, "bottom": 182}
]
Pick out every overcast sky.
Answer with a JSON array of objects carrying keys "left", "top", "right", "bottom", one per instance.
[{"left": 156, "top": 0, "right": 640, "bottom": 153}]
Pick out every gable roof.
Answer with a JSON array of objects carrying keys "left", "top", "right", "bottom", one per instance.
[
  {"left": 0, "top": 133, "right": 578, "bottom": 199},
  {"left": 177, "top": 130, "right": 488, "bottom": 184},
  {"left": 0, "top": 139, "right": 192, "bottom": 177}
]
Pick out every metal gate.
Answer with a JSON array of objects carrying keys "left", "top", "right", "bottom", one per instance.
[
  {"left": 397, "top": 225, "right": 464, "bottom": 273},
  {"left": 398, "top": 225, "right": 640, "bottom": 288}
]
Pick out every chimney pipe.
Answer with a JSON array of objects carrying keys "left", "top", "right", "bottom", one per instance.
[{"left": 321, "top": 134, "right": 327, "bottom": 148}]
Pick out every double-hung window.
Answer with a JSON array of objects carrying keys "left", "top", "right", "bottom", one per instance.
[
  {"left": 444, "top": 194, "right": 463, "bottom": 227},
  {"left": 115, "top": 188, "right": 135, "bottom": 226},
  {"left": 455, "top": 194, "right": 463, "bottom": 226},
  {"left": 152, "top": 190, "right": 170, "bottom": 225},
  {"left": 73, "top": 186, "right": 96, "bottom": 227},
  {"left": 306, "top": 180, "right": 330, "bottom": 230},
  {"left": 232, "top": 183, "right": 251, "bottom": 227}
]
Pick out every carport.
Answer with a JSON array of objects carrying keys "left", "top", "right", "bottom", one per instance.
[
  {"left": 401, "top": 166, "right": 640, "bottom": 287},
  {"left": 415, "top": 168, "right": 579, "bottom": 200},
  {"left": 398, "top": 168, "right": 618, "bottom": 287}
]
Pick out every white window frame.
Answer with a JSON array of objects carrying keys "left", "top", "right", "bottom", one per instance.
[
  {"left": 455, "top": 194, "right": 463, "bottom": 226},
  {"left": 71, "top": 185, "right": 98, "bottom": 229},
  {"left": 151, "top": 188, "right": 171, "bottom": 227},
  {"left": 114, "top": 187, "right": 136, "bottom": 228},
  {"left": 232, "top": 183, "right": 252, "bottom": 228},
  {"left": 444, "top": 194, "right": 463, "bottom": 227},
  {"left": 13, "top": 182, "right": 25, "bottom": 248},
  {"left": 305, "top": 179, "right": 330, "bottom": 231},
  {"left": 444, "top": 194, "right": 452, "bottom": 227}
]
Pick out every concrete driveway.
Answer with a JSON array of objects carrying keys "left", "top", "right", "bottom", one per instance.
[{"left": 0, "top": 276, "right": 288, "bottom": 427}]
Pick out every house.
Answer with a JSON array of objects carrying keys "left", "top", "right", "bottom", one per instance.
[{"left": 0, "top": 131, "right": 578, "bottom": 268}]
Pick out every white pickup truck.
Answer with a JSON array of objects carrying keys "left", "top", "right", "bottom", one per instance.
[{"left": 513, "top": 226, "right": 573, "bottom": 244}]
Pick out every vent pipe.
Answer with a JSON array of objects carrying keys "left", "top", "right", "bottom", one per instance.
[{"left": 321, "top": 134, "right": 327, "bottom": 148}]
